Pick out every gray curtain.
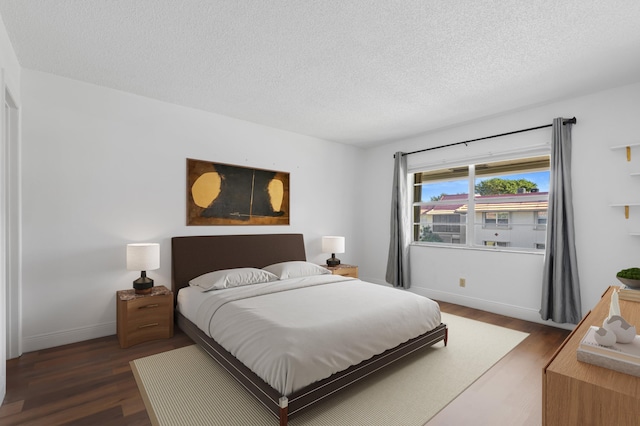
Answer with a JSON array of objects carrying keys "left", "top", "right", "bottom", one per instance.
[
  {"left": 540, "top": 118, "right": 582, "bottom": 324},
  {"left": 386, "top": 152, "right": 410, "bottom": 288}
]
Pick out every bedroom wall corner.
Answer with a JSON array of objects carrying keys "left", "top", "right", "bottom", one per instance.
[{"left": 0, "top": 8, "right": 21, "bottom": 404}]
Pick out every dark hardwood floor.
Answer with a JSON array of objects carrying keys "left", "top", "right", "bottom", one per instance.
[
  {"left": 427, "top": 302, "right": 570, "bottom": 426},
  {"left": 1, "top": 302, "right": 569, "bottom": 426},
  {"left": 0, "top": 330, "right": 193, "bottom": 425}
]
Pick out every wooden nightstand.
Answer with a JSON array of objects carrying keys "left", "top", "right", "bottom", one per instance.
[
  {"left": 323, "top": 264, "right": 358, "bottom": 278},
  {"left": 117, "top": 285, "right": 174, "bottom": 348}
]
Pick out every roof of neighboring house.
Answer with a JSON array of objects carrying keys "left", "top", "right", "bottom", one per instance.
[
  {"left": 421, "top": 192, "right": 549, "bottom": 215},
  {"left": 420, "top": 193, "right": 466, "bottom": 214},
  {"left": 440, "top": 194, "right": 469, "bottom": 201}
]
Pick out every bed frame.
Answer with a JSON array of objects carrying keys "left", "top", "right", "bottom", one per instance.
[{"left": 171, "top": 234, "right": 448, "bottom": 426}]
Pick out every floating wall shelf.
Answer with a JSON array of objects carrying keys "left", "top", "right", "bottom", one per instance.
[
  {"left": 611, "top": 143, "right": 640, "bottom": 161},
  {"left": 609, "top": 203, "right": 640, "bottom": 219},
  {"left": 610, "top": 145, "right": 640, "bottom": 231}
]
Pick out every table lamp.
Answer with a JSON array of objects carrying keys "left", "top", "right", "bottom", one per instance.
[
  {"left": 127, "top": 243, "right": 160, "bottom": 294},
  {"left": 322, "top": 236, "right": 345, "bottom": 267}
]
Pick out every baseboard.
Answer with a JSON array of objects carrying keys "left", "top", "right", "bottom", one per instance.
[
  {"left": 361, "top": 275, "right": 572, "bottom": 331},
  {"left": 410, "top": 287, "right": 573, "bottom": 330},
  {"left": 360, "top": 276, "right": 392, "bottom": 287},
  {"left": 22, "top": 321, "right": 117, "bottom": 353}
]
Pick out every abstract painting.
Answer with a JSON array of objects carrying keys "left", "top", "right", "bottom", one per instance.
[{"left": 187, "top": 158, "right": 290, "bottom": 225}]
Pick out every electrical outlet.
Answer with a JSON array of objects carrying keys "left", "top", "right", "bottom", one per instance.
[{"left": 459, "top": 278, "right": 466, "bottom": 287}]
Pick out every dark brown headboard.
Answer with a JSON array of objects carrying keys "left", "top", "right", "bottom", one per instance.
[{"left": 171, "top": 234, "right": 306, "bottom": 302}]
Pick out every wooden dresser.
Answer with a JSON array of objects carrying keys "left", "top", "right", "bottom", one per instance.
[{"left": 543, "top": 286, "right": 640, "bottom": 425}]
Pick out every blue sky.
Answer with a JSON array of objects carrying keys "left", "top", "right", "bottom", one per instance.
[{"left": 421, "top": 171, "right": 550, "bottom": 201}]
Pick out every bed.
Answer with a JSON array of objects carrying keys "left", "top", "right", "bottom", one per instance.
[{"left": 172, "top": 233, "right": 447, "bottom": 426}]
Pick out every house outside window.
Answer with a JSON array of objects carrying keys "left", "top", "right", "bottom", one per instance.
[{"left": 413, "top": 155, "right": 550, "bottom": 252}]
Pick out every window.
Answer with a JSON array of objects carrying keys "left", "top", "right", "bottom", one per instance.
[
  {"left": 535, "top": 210, "right": 547, "bottom": 229},
  {"left": 413, "top": 155, "right": 550, "bottom": 251},
  {"left": 484, "top": 212, "right": 509, "bottom": 227},
  {"left": 433, "top": 214, "right": 462, "bottom": 233},
  {"left": 413, "top": 167, "right": 468, "bottom": 244},
  {"left": 484, "top": 241, "right": 509, "bottom": 247}
]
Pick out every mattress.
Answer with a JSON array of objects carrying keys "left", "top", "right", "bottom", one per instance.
[{"left": 177, "top": 274, "right": 441, "bottom": 395}]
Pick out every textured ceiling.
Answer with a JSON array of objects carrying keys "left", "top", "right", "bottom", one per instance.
[{"left": 1, "top": 1, "right": 640, "bottom": 147}]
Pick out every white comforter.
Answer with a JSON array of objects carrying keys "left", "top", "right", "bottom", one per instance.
[{"left": 177, "top": 274, "right": 441, "bottom": 395}]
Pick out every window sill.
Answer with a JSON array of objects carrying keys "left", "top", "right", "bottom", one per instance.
[{"left": 411, "top": 241, "right": 545, "bottom": 255}]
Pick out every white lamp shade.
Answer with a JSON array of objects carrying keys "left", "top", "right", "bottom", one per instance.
[
  {"left": 322, "top": 236, "right": 345, "bottom": 254},
  {"left": 126, "top": 243, "right": 160, "bottom": 271}
]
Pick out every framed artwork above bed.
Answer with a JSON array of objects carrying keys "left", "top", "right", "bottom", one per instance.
[{"left": 187, "top": 158, "right": 290, "bottom": 226}]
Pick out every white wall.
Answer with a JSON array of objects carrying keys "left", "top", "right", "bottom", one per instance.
[
  {"left": 20, "top": 69, "right": 362, "bottom": 351},
  {"left": 360, "top": 82, "right": 640, "bottom": 328}
]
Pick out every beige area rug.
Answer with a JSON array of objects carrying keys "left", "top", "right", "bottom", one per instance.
[{"left": 130, "top": 313, "right": 528, "bottom": 426}]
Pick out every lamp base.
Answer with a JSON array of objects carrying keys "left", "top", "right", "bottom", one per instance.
[
  {"left": 326, "top": 255, "right": 341, "bottom": 267},
  {"left": 133, "top": 276, "right": 154, "bottom": 295}
]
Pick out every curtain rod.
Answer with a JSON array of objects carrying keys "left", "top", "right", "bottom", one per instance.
[{"left": 396, "top": 117, "right": 577, "bottom": 158}]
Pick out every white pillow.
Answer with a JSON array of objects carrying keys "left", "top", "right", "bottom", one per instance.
[
  {"left": 189, "top": 267, "right": 278, "bottom": 291},
  {"left": 263, "top": 261, "right": 331, "bottom": 280}
]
